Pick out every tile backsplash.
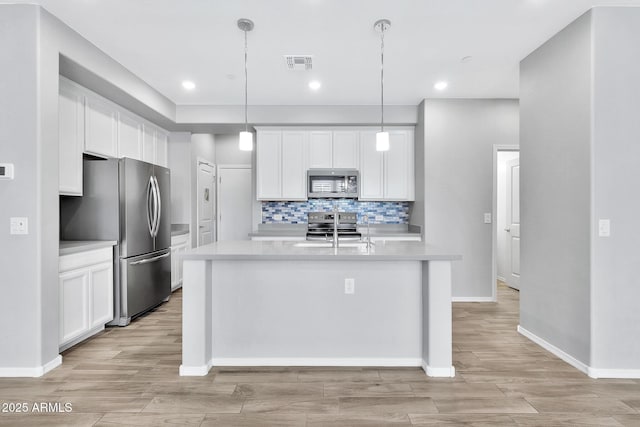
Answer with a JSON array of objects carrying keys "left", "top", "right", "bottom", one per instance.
[{"left": 262, "top": 200, "right": 410, "bottom": 224}]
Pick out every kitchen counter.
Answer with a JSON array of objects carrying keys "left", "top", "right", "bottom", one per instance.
[
  {"left": 59, "top": 240, "right": 117, "bottom": 256},
  {"left": 180, "top": 240, "right": 460, "bottom": 379},
  {"left": 182, "top": 240, "right": 458, "bottom": 261},
  {"left": 171, "top": 224, "right": 189, "bottom": 237}
]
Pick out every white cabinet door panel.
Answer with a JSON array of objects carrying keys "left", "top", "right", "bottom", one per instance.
[
  {"left": 58, "top": 80, "right": 84, "bottom": 195},
  {"left": 282, "top": 131, "right": 307, "bottom": 200},
  {"left": 308, "top": 131, "right": 333, "bottom": 169},
  {"left": 384, "top": 131, "right": 411, "bottom": 200},
  {"left": 85, "top": 97, "right": 117, "bottom": 158},
  {"left": 118, "top": 112, "right": 142, "bottom": 160},
  {"left": 156, "top": 131, "right": 168, "bottom": 167},
  {"left": 59, "top": 270, "right": 89, "bottom": 345},
  {"left": 333, "top": 131, "right": 359, "bottom": 169},
  {"left": 359, "top": 131, "right": 384, "bottom": 200},
  {"left": 142, "top": 124, "right": 156, "bottom": 164},
  {"left": 90, "top": 262, "right": 113, "bottom": 328},
  {"left": 256, "top": 131, "right": 282, "bottom": 199}
]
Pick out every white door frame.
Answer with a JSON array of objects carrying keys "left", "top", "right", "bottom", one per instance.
[
  {"left": 196, "top": 158, "right": 215, "bottom": 247},
  {"left": 491, "top": 145, "right": 520, "bottom": 301},
  {"left": 216, "top": 164, "right": 252, "bottom": 242}
]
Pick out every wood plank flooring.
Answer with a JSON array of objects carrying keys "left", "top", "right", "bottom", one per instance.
[{"left": 1, "top": 284, "right": 639, "bottom": 426}]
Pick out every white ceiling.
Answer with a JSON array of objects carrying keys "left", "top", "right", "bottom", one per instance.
[{"left": 7, "top": 0, "right": 640, "bottom": 105}]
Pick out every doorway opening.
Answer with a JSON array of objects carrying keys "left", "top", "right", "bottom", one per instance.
[
  {"left": 196, "top": 159, "right": 216, "bottom": 247},
  {"left": 492, "top": 146, "right": 520, "bottom": 300}
]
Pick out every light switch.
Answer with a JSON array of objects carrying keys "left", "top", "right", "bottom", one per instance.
[
  {"left": 484, "top": 213, "right": 492, "bottom": 224},
  {"left": 344, "top": 278, "right": 355, "bottom": 294},
  {"left": 598, "top": 219, "right": 610, "bottom": 237},
  {"left": 10, "top": 217, "right": 28, "bottom": 235}
]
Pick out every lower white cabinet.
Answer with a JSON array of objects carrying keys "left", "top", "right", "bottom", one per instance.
[
  {"left": 171, "top": 233, "right": 190, "bottom": 291},
  {"left": 59, "top": 247, "right": 113, "bottom": 351}
]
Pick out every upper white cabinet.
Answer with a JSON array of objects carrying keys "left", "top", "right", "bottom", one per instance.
[
  {"left": 256, "top": 130, "right": 308, "bottom": 200},
  {"left": 58, "top": 77, "right": 170, "bottom": 195},
  {"left": 308, "top": 131, "right": 333, "bottom": 168},
  {"left": 85, "top": 96, "right": 118, "bottom": 158},
  {"left": 58, "top": 78, "right": 85, "bottom": 196},
  {"left": 359, "top": 129, "right": 415, "bottom": 201},
  {"left": 308, "top": 130, "right": 359, "bottom": 169},
  {"left": 281, "top": 131, "right": 308, "bottom": 199},
  {"left": 117, "top": 111, "right": 142, "bottom": 161},
  {"left": 155, "top": 130, "right": 169, "bottom": 167}
]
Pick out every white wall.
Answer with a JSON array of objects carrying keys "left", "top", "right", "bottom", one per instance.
[
  {"left": 520, "top": 10, "right": 594, "bottom": 367},
  {"left": 214, "top": 134, "right": 252, "bottom": 165},
  {"left": 418, "top": 99, "right": 519, "bottom": 299},
  {"left": 496, "top": 151, "right": 520, "bottom": 282},
  {"left": 590, "top": 7, "right": 640, "bottom": 372}
]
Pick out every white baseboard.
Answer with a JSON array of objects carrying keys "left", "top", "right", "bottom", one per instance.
[
  {"left": 497, "top": 275, "right": 506, "bottom": 282},
  {"left": 210, "top": 357, "right": 423, "bottom": 367},
  {"left": 452, "top": 296, "right": 495, "bottom": 302},
  {"left": 517, "top": 325, "right": 589, "bottom": 375},
  {"left": 0, "top": 355, "right": 62, "bottom": 378},
  {"left": 421, "top": 360, "right": 456, "bottom": 377},
  {"left": 588, "top": 368, "right": 640, "bottom": 379},
  {"left": 179, "top": 361, "right": 213, "bottom": 376}
]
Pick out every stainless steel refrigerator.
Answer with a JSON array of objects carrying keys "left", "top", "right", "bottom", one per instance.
[{"left": 60, "top": 157, "right": 171, "bottom": 326}]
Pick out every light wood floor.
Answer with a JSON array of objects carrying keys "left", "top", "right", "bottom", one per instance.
[{"left": 1, "top": 284, "right": 639, "bottom": 426}]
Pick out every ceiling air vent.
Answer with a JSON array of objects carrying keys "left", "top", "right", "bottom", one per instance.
[{"left": 284, "top": 55, "right": 313, "bottom": 71}]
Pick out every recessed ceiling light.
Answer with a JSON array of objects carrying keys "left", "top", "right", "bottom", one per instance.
[
  {"left": 308, "top": 80, "right": 321, "bottom": 91},
  {"left": 434, "top": 81, "right": 448, "bottom": 91},
  {"left": 182, "top": 80, "right": 196, "bottom": 90}
]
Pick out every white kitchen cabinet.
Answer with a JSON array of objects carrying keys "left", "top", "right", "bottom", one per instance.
[
  {"left": 142, "top": 124, "right": 156, "bottom": 164},
  {"left": 85, "top": 96, "right": 117, "bottom": 158},
  {"left": 155, "top": 130, "right": 169, "bottom": 167},
  {"left": 281, "top": 131, "right": 308, "bottom": 199},
  {"left": 360, "top": 131, "right": 385, "bottom": 199},
  {"left": 332, "top": 131, "right": 359, "bottom": 169},
  {"left": 257, "top": 130, "right": 308, "bottom": 200},
  {"left": 256, "top": 131, "right": 282, "bottom": 199},
  {"left": 58, "top": 78, "right": 85, "bottom": 196},
  {"left": 59, "top": 246, "right": 113, "bottom": 351},
  {"left": 170, "top": 233, "right": 190, "bottom": 291},
  {"left": 308, "top": 131, "right": 333, "bottom": 168},
  {"left": 359, "top": 129, "right": 415, "bottom": 201},
  {"left": 117, "top": 111, "right": 142, "bottom": 160}
]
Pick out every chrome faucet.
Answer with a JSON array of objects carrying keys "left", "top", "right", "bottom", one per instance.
[
  {"left": 332, "top": 205, "right": 339, "bottom": 248},
  {"left": 364, "top": 215, "right": 373, "bottom": 250}
]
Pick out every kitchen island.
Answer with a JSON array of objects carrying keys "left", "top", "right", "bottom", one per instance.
[{"left": 179, "top": 241, "right": 461, "bottom": 378}]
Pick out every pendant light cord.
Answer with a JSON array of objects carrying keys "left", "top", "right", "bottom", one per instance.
[
  {"left": 244, "top": 28, "right": 248, "bottom": 133},
  {"left": 380, "top": 26, "right": 385, "bottom": 133}
]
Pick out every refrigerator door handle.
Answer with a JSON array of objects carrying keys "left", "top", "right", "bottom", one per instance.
[
  {"left": 130, "top": 251, "right": 170, "bottom": 265},
  {"left": 146, "top": 176, "right": 154, "bottom": 237},
  {"left": 153, "top": 175, "right": 162, "bottom": 238},
  {"left": 151, "top": 175, "right": 160, "bottom": 238}
]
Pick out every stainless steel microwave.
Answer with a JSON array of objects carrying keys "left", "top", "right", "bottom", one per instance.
[{"left": 307, "top": 169, "right": 359, "bottom": 199}]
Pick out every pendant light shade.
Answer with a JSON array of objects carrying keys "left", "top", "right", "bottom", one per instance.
[
  {"left": 239, "top": 131, "right": 253, "bottom": 151},
  {"left": 376, "top": 131, "right": 390, "bottom": 152},
  {"left": 238, "top": 18, "right": 254, "bottom": 151},
  {"left": 374, "top": 19, "right": 391, "bottom": 152}
]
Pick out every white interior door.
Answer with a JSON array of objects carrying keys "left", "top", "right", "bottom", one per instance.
[
  {"left": 505, "top": 157, "right": 520, "bottom": 290},
  {"left": 197, "top": 161, "right": 215, "bottom": 246},
  {"left": 217, "top": 166, "right": 252, "bottom": 241}
]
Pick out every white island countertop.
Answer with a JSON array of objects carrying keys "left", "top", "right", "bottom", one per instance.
[{"left": 181, "top": 240, "right": 461, "bottom": 262}]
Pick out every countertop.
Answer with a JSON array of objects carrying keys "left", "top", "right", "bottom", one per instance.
[
  {"left": 171, "top": 224, "right": 190, "bottom": 237},
  {"left": 249, "top": 224, "right": 422, "bottom": 239},
  {"left": 181, "top": 240, "right": 460, "bottom": 262},
  {"left": 59, "top": 240, "right": 117, "bottom": 256}
]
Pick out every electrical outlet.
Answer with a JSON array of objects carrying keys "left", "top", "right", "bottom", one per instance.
[
  {"left": 598, "top": 219, "right": 610, "bottom": 237},
  {"left": 344, "top": 278, "right": 355, "bottom": 294},
  {"left": 10, "top": 217, "right": 28, "bottom": 235},
  {"left": 273, "top": 214, "right": 283, "bottom": 221},
  {"left": 375, "top": 215, "right": 384, "bottom": 222}
]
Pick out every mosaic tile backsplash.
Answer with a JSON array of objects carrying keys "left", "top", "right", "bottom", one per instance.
[{"left": 262, "top": 200, "right": 410, "bottom": 224}]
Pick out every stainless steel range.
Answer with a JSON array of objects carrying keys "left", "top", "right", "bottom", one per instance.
[{"left": 306, "top": 212, "right": 361, "bottom": 241}]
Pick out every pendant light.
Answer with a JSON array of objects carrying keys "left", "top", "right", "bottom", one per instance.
[
  {"left": 374, "top": 19, "right": 391, "bottom": 152},
  {"left": 238, "top": 18, "right": 254, "bottom": 151}
]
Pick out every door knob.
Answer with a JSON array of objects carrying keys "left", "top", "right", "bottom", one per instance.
[{"left": 504, "top": 227, "right": 511, "bottom": 232}]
